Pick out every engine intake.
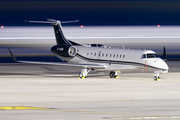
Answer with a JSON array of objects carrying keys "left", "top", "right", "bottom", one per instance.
[{"left": 68, "top": 46, "right": 77, "bottom": 57}]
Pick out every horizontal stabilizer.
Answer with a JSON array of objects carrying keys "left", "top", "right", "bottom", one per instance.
[
  {"left": 26, "top": 19, "right": 79, "bottom": 24},
  {"left": 61, "top": 20, "right": 79, "bottom": 24},
  {"left": 25, "top": 19, "right": 80, "bottom": 46},
  {"left": 26, "top": 20, "right": 58, "bottom": 25}
]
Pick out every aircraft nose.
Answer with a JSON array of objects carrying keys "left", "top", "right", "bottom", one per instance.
[
  {"left": 164, "top": 61, "right": 169, "bottom": 70},
  {"left": 159, "top": 59, "right": 169, "bottom": 70}
]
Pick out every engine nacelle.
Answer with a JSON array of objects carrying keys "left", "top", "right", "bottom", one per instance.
[{"left": 51, "top": 45, "right": 77, "bottom": 57}]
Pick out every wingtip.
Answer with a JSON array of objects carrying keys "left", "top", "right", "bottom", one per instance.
[
  {"left": 8, "top": 48, "right": 17, "bottom": 62},
  {"left": 163, "top": 47, "right": 167, "bottom": 61}
]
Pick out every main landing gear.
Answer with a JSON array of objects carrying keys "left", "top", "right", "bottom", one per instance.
[
  {"left": 79, "top": 68, "right": 91, "bottom": 79},
  {"left": 79, "top": 69, "right": 120, "bottom": 79},
  {"left": 109, "top": 71, "right": 120, "bottom": 78}
]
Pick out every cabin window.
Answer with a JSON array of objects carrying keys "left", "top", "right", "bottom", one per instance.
[
  {"left": 110, "top": 54, "right": 112, "bottom": 57},
  {"left": 91, "top": 52, "right": 93, "bottom": 55},
  {"left": 141, "top": 54, "right": 146, "bottom": 59},
  {"left": 123, "top": 55, "right": 125, "bottom": 58},
  {"left": 117, "top": 54, "right": 119, "bottom": 58},
  {"left": 106, "top": 54, "right": 108, "bottom": 57},
  {"left": 113, "top": 54, "right": 115, "bottom": 57},
  {"left": 120, "top": 55, "right": 122, "bottom": 58},
  {"left": 87, "top": 52, "right": 89, "bottom": 55},
  {"left": 94, "top": 53, "right": 96, "bottom": 56},
  {"left": 102, "top": 53, "right": 104, "bottom": 57}
]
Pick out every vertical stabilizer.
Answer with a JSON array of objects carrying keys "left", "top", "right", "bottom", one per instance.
[
  {"left": 28, "top": 19, "right": 79, "bottom": 45},
  {"left": 53, "top": 21, "right": 72, "bottom": 45}
]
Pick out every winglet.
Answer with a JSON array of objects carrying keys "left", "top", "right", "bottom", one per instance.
[
  {"left": 8, "top": 48, "right": 17, "bottom": 62},
  {"left": 163, "top": 47, "right": 167, "bottom": 61}
]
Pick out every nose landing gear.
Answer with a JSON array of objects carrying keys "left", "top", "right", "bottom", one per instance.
[
  {"left": 154, "top": 76, "right": 160, "bottom": 81},
  {"left": 154, "top": 71, "right": 161, "bottom": 81}
]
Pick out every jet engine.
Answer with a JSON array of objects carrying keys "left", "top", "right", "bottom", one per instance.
[{"left": 51, "top": 45, "right": 77, "bottom": 57}]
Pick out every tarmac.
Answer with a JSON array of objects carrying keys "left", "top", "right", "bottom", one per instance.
[
  {"left": 1, "top": 26, "right": 180, "bottom": 119},
  {"left": 0, "top": 63, "right": 180, "bottom": 120}
]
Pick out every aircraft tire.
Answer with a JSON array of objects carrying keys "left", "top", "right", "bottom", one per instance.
[
  {"left": 154, "top": 76, "right": 157, "bottom": 81},
  {"left": 154, "top": 76, "right": 160, "bottom": 81},
  {"left": 109, "top": 71, "right": 115, "bottom": 78}
]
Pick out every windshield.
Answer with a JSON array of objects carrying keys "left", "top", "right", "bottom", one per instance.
[
  {"left": 141, "top": 54, "right": 146, "bottom": 59},
  {"left": 147, "top": 54, "right": 160, "bottom": 58}
]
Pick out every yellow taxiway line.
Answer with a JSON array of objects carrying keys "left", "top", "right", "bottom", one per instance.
[{"left": 0, "top": 106, "right": 49, "bottom": 110}]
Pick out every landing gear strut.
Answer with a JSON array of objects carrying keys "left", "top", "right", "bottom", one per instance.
[
  {"left": 109, "top": 71, "right": 120, "bottom": 78},
  {"left": 79, "top": 68, "right": 91, "bottom": 79}
]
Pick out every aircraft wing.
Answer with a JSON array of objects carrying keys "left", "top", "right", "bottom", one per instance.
[
  {"left": 17, "top": 61, "right": 105, "bottom": 69},
  {"left": 8, "top": 49, "right": 105, "bottom": 69}
]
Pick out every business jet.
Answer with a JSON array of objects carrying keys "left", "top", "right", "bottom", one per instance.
[{"left": 8, "top": 19, "right": 169, "bottom": 81}]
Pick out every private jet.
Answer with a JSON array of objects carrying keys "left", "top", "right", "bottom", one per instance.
[{"left": 9, "top": 19, "right": 169, "bottom": 81}]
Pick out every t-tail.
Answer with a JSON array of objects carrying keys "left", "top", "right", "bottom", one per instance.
[{"left": 27, "top": 19, "right": 80, "bottom": 46}]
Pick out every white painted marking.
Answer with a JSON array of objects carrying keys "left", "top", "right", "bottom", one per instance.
[{"left": 113, "top": 116, "right": 180, "bottom": 119}]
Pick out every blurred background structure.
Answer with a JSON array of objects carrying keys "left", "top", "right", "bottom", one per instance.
[
  {"left": 1, "top": 0, "right": 180, "bottom": 26},
  {"left": 1, "top": 0, "right": 180, "bottom": 62}
]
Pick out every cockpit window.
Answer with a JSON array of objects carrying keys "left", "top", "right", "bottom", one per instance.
[
  {"left": 147, "top": 54, "right": 159, "bottom": 58},
  {"left": 141, "top": 54, "right": 146, "bottom": 59},
  {"left": 154, "top": 54, "right": 160, "bottom": 58},
  {"left": 85, "top": 44, "right": 106, "bottom": 48},
  {"left": 97, "top": 44, "right": 104, "bottom": 47},
  {"left": 91, "top": 44, "right": 97, "bottom": 47}
]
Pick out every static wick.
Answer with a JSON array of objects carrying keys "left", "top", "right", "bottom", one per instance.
[
  {"left": 81, "top": 25, "right": 84, "bottom": 28},
  {"left": 1, "top": 26, "right": 4, "bottom": 28}
]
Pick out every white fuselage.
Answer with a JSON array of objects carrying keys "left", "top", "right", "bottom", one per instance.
[{"left": 56, "top": 45, "right": 169, "bottom": 72}]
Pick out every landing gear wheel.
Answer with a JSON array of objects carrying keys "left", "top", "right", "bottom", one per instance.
[
  {"left": 79, "top": 72, "right": 82, "bottom": 78},
  {"left": 109, "top": 71, "right": 115, "bottom": 78},
  {"left": 154, "top": 76, "right": 160, "bottom": 81},
  {"left": 154, "top": 76, "right": 157, "bottom": 81}
]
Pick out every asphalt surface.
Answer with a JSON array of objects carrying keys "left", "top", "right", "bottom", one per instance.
[{"left": 0, "top": 70, "right": 180, "bottom": 120}]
